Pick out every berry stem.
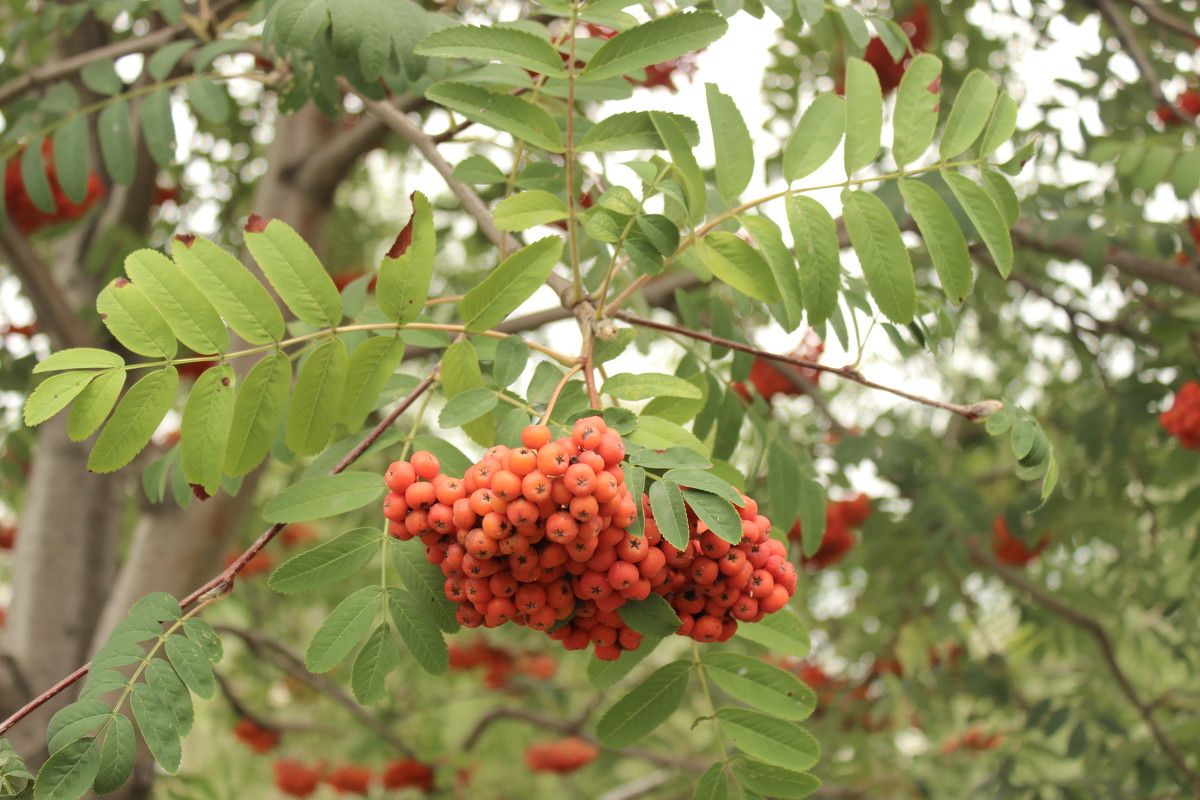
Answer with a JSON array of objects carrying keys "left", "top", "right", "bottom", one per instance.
[{"left": 541, "top": 363, "right": 585, "bottom": 425}]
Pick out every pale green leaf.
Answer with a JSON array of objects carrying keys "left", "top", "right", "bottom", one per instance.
[
  {"left": 578, "top": 111, "right": 701, "bottom": 152},
  {"left": 663, "top": 469, "right": 742, "bottom": 507},
  {"left": 286, "top": 338, "right": 348, "bottom": 457},
  {"left": 899, "top": 178, "right": 973, "bottom": 304},
  {"left": 798, "top": 477, "right": 825, "bottom": 558},
  {"left": 98, "top": 101, "right": 135, "bottom": 186},
  {"left": 892, "top": 53, "right": 942, "bottom": 167},
  {"left": 171, "top": 236, "right": 285, "bottom": 345},
  {"left": 706, "top": 83, "right": 753, "bottom": 202},
  {"left": 224, "top": 351, "right": 291, "bottom": 476},
  {"left": 492, "top": 191, "right": 568, "bottom": 231},
  {"left": 441, "top": 340, "right": 492, "bottom": 447},
  {"left": 940, "top": 70, "right": 998, "bottom": 159},
  {"left": 263, "top": 472, "right": 385, "bottom": 523},
  {"left": 650, "top": 111, "right": 706, "bottom": 222},
  {"left": 96, "top": 279, "right": 177, "bottom": 359},
  {"left": 187, "top": 78, "right": 230, "bottom": 124},
  {"left": 89, "top": 368, "right": 178, "bottom": 473},
  {"left": 438, "top": 388, "right": 499, "bottom": 428},
  {"left": 741, "top": 215, "right": 803, "bottom": 332},
  {"left": 378, "top": 191, "right": 435, "bottom": 324},
  {"left": 783, "top": 93, "right": 845, "bottom": 182},
  {"left": 702, "top": 652, "right": 817, "bottom": 721},
  {"left": 426, "top": 83, "right": 564, "bottom": 152},
  {"left": 24, "top": 371, "right": 97, "bottom": 427},
  {"left": 461, "top": 237, "right": 563, "bottom": 333},
  {"left": 33, "top": 349, "right": 125, "bottom": 374},
  {"left": 693, "top": 763, "right": 729, "bottom": 800},
  {"left": 603, "top": 373, "right": 702, "bottom": 401},
  {"left": 787, "top": 195, "right": 841, "bottom": 325},
  {"left": 979, "top": 91, "right": 1018, "bottom": 158},
  {"left": 767, "top": 439, "right": 800, "bottom": 535},
  {"left": 139, "top": 89, "right": 175, "bottom": 168},
  {"left": 841, "top": 189, "right": 915, "bottom": 324},
  {"left": 338, "top": 335, "right": 406, "bottom": 431},
  {"left": 717, "top": 709, "right": 820, "bottom": 770},
  {"left": 736, "top": 608, "right": 811, "bottom": 657},
  {"left": 698, "top": 232, "right": 781, "bottom": 304},
  {"left": 245, "top": 217, "right": 342, "bottom": 328},
  {"left": 181, "top": 363, "right": 235, "bottom": 495},
  {"left": 20, "top": 137, "right": 55, "bottom": 213},
  {"left": 415, "top": 25, "right": 566, "bottom": 76},
  {"left": 65, "top": 369, "right": 123, "bottom": 442},
  {"left": 943, "top": 170, "right": 1013, "bottom": 277},
  {"left": 581, "top": 12, "right": 727, "bottom": 82},
  {"left": 844, "top": 58, "right": 883, "bottom": 173},
  {"left": 628, "top": 415, "right": 707, "bottom": 456}
]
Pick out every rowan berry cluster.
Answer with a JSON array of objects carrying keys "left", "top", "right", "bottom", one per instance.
[
  {"left": 273, "top": 758, "right": 435, "bottom": 797},
  {"left": 524, "top": 736, "right": 600, "bottom": 773},
  {"left": 790, "top": 494, "right": 872, "bottom": 571},
  {"left": 990, "top": 517, "right": 1049, "bottom": 567},
  {"left": 448, "top": 639, "right": 557, "bottom": 689},
  {"left": 232, "top": 718, "right": 279, "bottom": 754},
  {"left": 4, "top": 140, "right": 105, "bottom": 235},
  {"left": 1159, "top": 380, "right": 1200, "bottom": 450},
  {"left": 383, "top": 417, "right": 796, "bottom": 660}
]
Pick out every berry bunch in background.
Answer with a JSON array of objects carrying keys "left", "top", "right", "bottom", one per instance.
[
  {"left": 732, "top": 332, "right": 825, "bottom": 405},
  {"left": 790, "top": 494, "right": 872, "bottom": 571},
  {"left": 4, "top": 140, "right": 105, "bottom": 235},
  {"left": 1160, "top": 380, "right": 1200, "bottom": 450},
  {"left": 990, "top": 517, "right": 1049, "bottom": 567},
  {"left": 524, "top": 736, "right": 600, "bottom": 774},
  {"left": 382, "top": 418, "right": 797, "bottom": 660}
]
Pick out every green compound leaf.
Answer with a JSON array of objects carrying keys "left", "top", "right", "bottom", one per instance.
[
  {"left": 89, "top": 368, "right": 179, "bottom": 474},
  {"left": 492, "top": 335, "right": 530, "bottom": 388},
  {"left": 181, "top": 363, "right": 235, "bottom": 496},
  {"left": 618, "top": 594, "right": 681, "bottom": 638},
  {"left": 182, "top": 618, "right": 224, "bottom": 663},
  {"left": 263, "top": 472, "right": 385, "bottom": 524},
  {"left": 378, "top": 191, "right": 435, "bottom": 324},
  {"left": 441, "top": 339, "right": 493, "bottom": 447},
  {"left": 145, "top": 660, "right": 194, "bottom": 737},
  {"left": 943, "top": 170, "right": 1014, "bottom": 277},
  {"left": 729, "top": 757, "right": 820, "bottom": 798},
  {"left": 391, "top": 542, "right": 460, "bottom": 633},
  {"left": 706, "top": 83, "right": 754, "bottom": 202},
  {"left": 783, "top": 93, "right": 845, "bottom": 182},
  {"left": 387, "top": 587, "right": 449, "bottom": 676},
  {"left": 683, "top": 489, "right": 742, "bottom": 543},
  {"left": 787, "top": 195, "right": 841, "bottom": 326},
  {"left": 697, "top": 233, "right": 780, "bottom": 304},
  {"left": 306, "top": 585, "right": 382, "bottom": 673},
  {"left": 461, "top": 237, "right": 563, "bottom": 333},
  {"left": 130, "top": 683, "right": 180, "bottom": 774},
  {"left": 416, "top": 25, "right": 566, "bottom": 76},
  {"left": 693, "top": 762, "right": 730, "bottom": 800},
  {"left": 603, "top": 372, "right": 702, "bottom": 401},
  {"left": 24, "top": 371, "right": 98, "bottom": 427},
  {"left": 245, "top": 217, "right": 342, "bottom": 328},
  {"left": 139, "top": 89, "right": 176, "bottom": 169},
  {"left": 940, "top": 69, "right": 998, "bottom": 159},
  {"left": 338, "top": 335, "right": 406, "bottom": 431},
  {"left": 650, "top": 111, "right": 706, "bottom": 223},
  {"left": 123, "top": 249, "right": 228, "bottom": 355},
  {"left": 892, "top": 53, "right": 942, "bottom": 167},
  {"left": 92, "top": 714, "right": 135, "bottom": 795},
  {"left": 841, "top": 189, "right": 915, "bottom": 324},
  {"left": 96, "top": 278, "right": 177, "bottom": 359},
  {"left": 596, "top": 660, "right": 691, "bottom": 748},
  {"left": 164, "top": 634, "right": 215, "bottom": 700},
  {"left": 717, "top": 709, "right": 820, "bottom": 770},
  {"left": 34, "top": 736, "right": 99, "bottom": 800},
  {"left": 351, "top": 624, "right": 400, "bottom": 705},
  {"left": 426, "top": 82, "right": 564, "bottom": 153},
  {"left": 33, "top": 349, "right": 125, "bottom": 374},
  {"left": 98, "top": 101, "right": 135, "bottom": 187},
  {"left": 979, "top": 91, "right": 1018, "bottom": 158},
  {"left": 67, "top": 369, "right": 125, "bottom": 442},
  {"left": 663, "top": 469, "right": 742, "bottom": 507},
  {"left": 736, "top": 608, "right": 811, "bottom": 657},
  {"left": 844, "top": 57, "right": 883, "bottom": 173},
  {"left": 171, "top": 236, "right": 285, "bottom": 345},
  {"left": 286, "top": 338, "right": 349, "bottom": 457},
  {"left": 52, "top": 115, "right": 89, "bottom": 205},
  {"left": 741, "top": 214, "right": 804, "bottom": 333},
  {"left": 492, "top": 190, "right": 568, "bottom": 231},
  {"left": 702, "top": 652, "right": 817, "bottom": 721},
  {"left": 581, "top": 12, "right": 727, "bottom": 82},
  {"left": 439, "top": 388, "right": 499, "bottom": 428},
  {"left": 46, "top": 701, "right": 112, "bottom": 754},
  {"left": 648, "top": 479, "right": 689, "bottom": 551},
  {"left": 578, "top": 111, "right": 701, "bottom": 152},
  {"left": 899, "top": 178, "right": 973, "bottom": 304},
  {"left": 797, "top": 476, "right": 825, "bottom": 558},
  {"left": 268, "top": 527, "right": 381, "bottom": 594},
  {"left": 224, "top": 351, "right": 291, "bottom": 477}
]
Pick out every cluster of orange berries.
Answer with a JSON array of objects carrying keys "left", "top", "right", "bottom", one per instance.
[
  {"left": 990, "top": 517, "right": 1049, "bottom": 567},
  {"left": 383, "top": 418, "right": 796, "bottom": 659},
  {"left": 273, "top": 758, "right": 435, "bottom": 797},
  {"left": 447, "top": 639, "right": 557, "bottom": 689},
  {"left": 732, "top": 332, "right": 826, "bottom": 405},
  {"left": 4, "top": 140, "right": 105, "bottom": 235},
  {"left": 233, "top": 718, "right": 280, "bottom": 754},
  {"left": 524, "top": 736, "right": 600, "bottom": 774},
  {"left": 789, "top": 494, "right": 872, "bottom": 571},
  {"left": 1160, "top": 380, "right": 1200, "bottom": 450},
  {"left": 940, "top": 726, "right": 1005, "bottom": 756}
]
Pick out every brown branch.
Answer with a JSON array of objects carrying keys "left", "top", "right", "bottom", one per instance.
[
  {"left": 0, "top": 368, "right": 439, "bottom": 739},
  {"left": 1089, "top": 0, "right": 1172, "bottom": 107},
  {"left": 0, "top": 229, "right": 96, "bottom": 349},
  {"left": 1012, "top": 220, "right": 1200, "bottom": 296},
  {"left": 1119, "top": 0, "right": 1200, "bottom": 38},
  {"left": 0, "top": 0, "right": 243, "bottom": 107},
  {"left": 972, "top": 545, "right": 1200, "bottom": 787},
  {"left": 613, "top": 311, "right": 1000, "bottom": 421},
  {"left": 213, "top": 625, "right": 414, "bottom": 757}
]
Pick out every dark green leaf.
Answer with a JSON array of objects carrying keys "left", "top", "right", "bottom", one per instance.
[
  {"left": 286, "top": 338, "right": 349, "bottom": 456},
  {"left": 306, "top": 585, "right": 382, "bottom": 673},
  {"left": 263, "top": 472, "right": 385, "bottom": 523},
  {"left": 493, "top": 336, "right": 530, "bottom": 387},
  {"left": 164, "top": 635, "right": 214, "bottom": 699},
  {"left": 21, "top": 137, "right": 55, "bottom": 213},
  {"left": 81, "top": 59, "right": 123, "bottom": 95},
  {"left": 391, "top": 542, "right": 460, "bottom": 633},
  {"left": 147, "top": 40, "right": 195, "bottom": 81},
  {"left": 595, "top": 660, "right": 691, "bottom": 747},
  {"left": 34, "top": 737, "right": 99, "bottom": 800},
  {"left": 650, "top": 111, "right": 706, "bottom": 222},
  {"left": 587, "top": 635, "right": 662, "bottom": 690},
  {"left": 351, "top": 625, "right": 400, "bottom": 705},
  {"left": 648, "top": 480, "right": 689, "bottom": 550},
  {"left": 461, "top": 237, "right": 563, "bottom": 333},
  {"left": 269, "top": 527, "right": 380, "bottom": 594},
  {"left": 619, "top": 594, "right": 681, "bottom": 638},
  {"left": 438, "top": 388, "right": 499, "bottom": 428},
  {"left": 187, "top": 78, "right": 230, "bottom": 124},
  {"left": 729, "top": 757, "right": 820, "bottom": 799},
  {"left": 47, "top": 702, "right": 111, "bottom": 754},
  {"left": 182, "top": 619, "right": 223, "bottom": 663},
  {"left": 767, "top": 440, "right": 801, "bottom": 534},
  {"left": 93, "top": 714, "right": 135, "bottom": 795},
  {"left": 130, "top": 684, "right": 180, "bottom": 773},
  {"left": 706, "top": 84, "right": 753, "bottom": 202},
  {"left": 387, "top": 587, "right": 449, "bottom": 675},
  {"left": 139, "top": 89, "right": 175, "bottom": 168},
  {"left": 578, "top": 111, "right": 701, "bottom": 152},
  {"left": 841, "top": 189, "right": 915, "bottom": 324},
  {"left": 52, "top": 116, "right": 89, "bottom": 205},
  {"left": 663, "top": 469, "right": 743, "bottom": 507},
  {"left": 797, "top": 477, "right": 825, "bottom": 559},
  {"left": 130, "top": 592, "right": 182, "bottom": 622},
  {"left": 145, "top": 660, "right": 193, "bottom": 737},
  {"left": 683, "top": 489, "right": 743, "bottom": 543},
  {"left": 717, "top": 709, "right": 819, "bottom": 770},
  {"left": 416, "top": 25, "right": 566, "bottom": 76}
]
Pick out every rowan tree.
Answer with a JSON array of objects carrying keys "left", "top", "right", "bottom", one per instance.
[{"left": 0, "top": 1, "right": 1198, "bottom": 799}]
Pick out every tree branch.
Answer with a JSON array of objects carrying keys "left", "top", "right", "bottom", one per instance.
[
  {"left": 1089, "top": 0, "right": 1172, "bottom": 107},
  {"left": 213, "top": 625, "right": 414, "bottom": 757},
  {"left": 613, "top": 311, "right": 1001, "bottom": 421},
  {"left": 1119, "top": 0, "right": 1200, "bottom": 38},
  {"left": 0, "top": 229, "right": 96, "bottom": 349},
  {"left": 971, "top": 545, "right": 1200, "bottom": 787}
]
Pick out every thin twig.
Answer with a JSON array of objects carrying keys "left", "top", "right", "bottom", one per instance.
[
  {"left": 0, "top": 228, "right": 96, "bottom": 349},
  {"left": 613, "top": 311, "right": 1000, "bottom": 421},
  {"left": 971, "top": 544, "right": 1200, "bottom": 788},
  {"left": 1119, "top": 0, "right": 1199, "bottom": 40},
  {"left": 213, "top": 625, "right": 415, "bottom": 757}
]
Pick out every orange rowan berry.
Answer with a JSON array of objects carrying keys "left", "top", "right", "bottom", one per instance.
[
  {"left": 564, "top": 463, "right": 597, "bottom": 496},
  {"left": 385, "top": 461, "right": 416, "bottom": 493},
  {"left": 506, "top": 447, "right": 538, "bottom": 476},
  {"left": 521, "top": 424, "right": 553, "bottom": 449},
  {"left": 572, "top": 416, "right": 606, "bottom": 449},
  {"left": 490, "top": 470, "right": 522, "bottom": 501},
  {"left": 405, "top": 481, "right": 437, "bottom": 510},
  {"left": 536, "top": 443, "right": 570, "bottom": 476},
  {"left": 411, "top": 451, "right": 440, "bottom": 480}
]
